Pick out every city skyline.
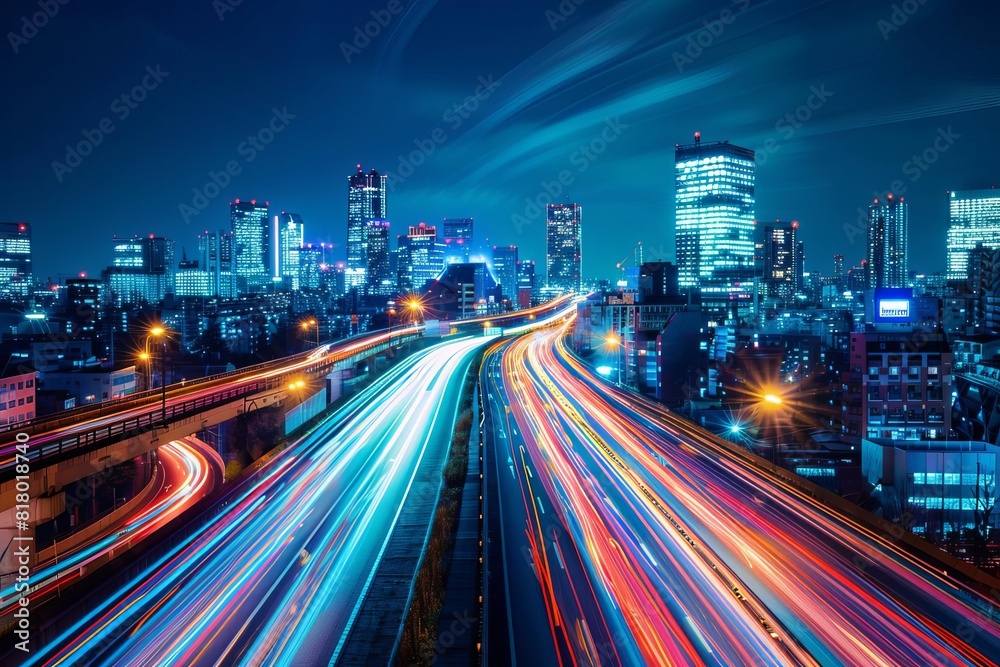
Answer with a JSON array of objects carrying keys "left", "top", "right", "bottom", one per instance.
[{"left": 3, "top": 1, "right": 999, "bottom": 282}]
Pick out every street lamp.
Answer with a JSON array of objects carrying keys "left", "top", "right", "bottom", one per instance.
[
  {"left": 301, "top": 318, "right": 319, "bottom": 348},
  {"left": 604, "top": 334, "right": 624, "bottom": 386},
  {"left": 146, "top": 325, "right": 169, "bottom": 424},
  {"left": 403, "top": 297, "right": 425, "bottom": 325},
  {"left": 138, "top": 351, "right": 151, "bottom": 391}
]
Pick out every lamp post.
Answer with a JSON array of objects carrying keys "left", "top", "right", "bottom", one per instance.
[
  {"left": 758, "top": 391, "right": 785, "bottom": 464},
  {"left": 138, "top": 351, "right": 151, "bottom": 392},
  {"left": 301, "top": 318, "right": 319, "bottom": 348},
  {"left": 604, "top": 334, "right": 623, "bottom": 386},
  {"left": 147, "top": 326, "right": 168, "bottom": 424},
  {"left": 403, "top": 298, "right": 425, "bottom": 325}
]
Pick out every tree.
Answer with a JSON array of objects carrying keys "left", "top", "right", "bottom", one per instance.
[{"left": 970, "top": 463, "right": 997, "bottom": 571}]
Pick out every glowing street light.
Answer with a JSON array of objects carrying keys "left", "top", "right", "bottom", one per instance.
[
  {"left": 300, "top": 318, "right": 319, "bottom": 347},
  {"left": 145, "top": 324, "right": 170, "bottom": 424}
]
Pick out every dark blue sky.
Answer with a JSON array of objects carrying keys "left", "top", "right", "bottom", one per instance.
[{"left": 3, "top": 0, "right": 999, "bottom": 283}]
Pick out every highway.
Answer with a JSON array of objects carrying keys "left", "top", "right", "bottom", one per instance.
[
  {"left": 484, "top": 319, "right": 1000, "bottom": 666},
  {"left": 19, "top": 336, "right": 488, "bottom": 667},
  {"left": 0, "top": 437, "right": 223, "bottom": 620},
  {"left": 0, "top": 295, "right": 575, "bottom": 479},
  {"left": 0, "top": 329, "right": 415, "bottom": 479}
]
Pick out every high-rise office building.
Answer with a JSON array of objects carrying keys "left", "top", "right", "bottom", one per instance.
[
  {"left": 866, "top": 194, "right": 908, "bottom": 290},
  {"left": 761, "top": 221, "right": 802, "bottom": 299},
  {"left": 946, "top": 189, "right": 1000, "bottom": 282},
  {"left": 197, "top": 230, "right": 235, "bottom": 298},
  {"left": 517, "top": 260, "right": 536, "bottom": 309},
  {"left": 833, "top": 254, "right": 845, "bottom": 291},
  {"left": 398, "top": 223, "right": 445, "bottom": 292},
  {"left": 276, "top": 212, "right": 305, "bottom": 290},
  {"left": 175, "top": 257, "right": 212, "bottom": 298},
  {"left": 65, "top": 277, "right": 103, "bottom": 335},
  {"left": 674, "top": 133, "right": 756, "bottom": 295},
  {"left": 492, "top": 245, "right": 519, "bottom": 304},
  {"left": 365, "top": 219, "right": 392, "bottom": 297},
  {"left": 347, "top": 166, "right": 387, "bottom": 289},
  {"left": 298, "top": 245, "right": 323, "bottom": 291},
  {"left": 0, "top": 222, "right": 32, "bottom": 302},
  {"left": 104, "top": 235, "right": 175, "bottom": 306},
  {"left": 546, "top": 204, "right": 582, "bottom": 292},
  {"left": 443, "top": 218, "right": 474, "bottom": 264},
  {"left": 231, "top": 199, "right": 270, "bottom": 294}
]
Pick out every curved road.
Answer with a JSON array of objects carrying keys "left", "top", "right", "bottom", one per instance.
[{"left": 485, "top": 320, "right": 1000, "bottom": 666}]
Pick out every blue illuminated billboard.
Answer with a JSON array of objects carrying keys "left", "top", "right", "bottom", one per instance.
[{"left": 873, "top": 288, "right": 914, "bottom": 323}]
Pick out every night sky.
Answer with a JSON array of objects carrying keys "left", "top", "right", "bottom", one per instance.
[{"left": 3, "top": 0, "right": 999, "bottom": 283}]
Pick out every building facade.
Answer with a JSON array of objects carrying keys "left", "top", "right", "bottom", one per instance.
[
  {"left": 365, "top": 219, "right": 392, "bottom": 297},
  {"left": 946, "top": 189, "right": 1000, "bottom": 283},
  {"left": 347, "top": 166, "right": 387, "bottom": 290},
  {"left": 198, "top": 230, "right": 235, "bottom": 298},
  {"left": 231, "top": 199, "right": 270, "bottom": 294},
  {"left": 443, "top": 217, "right": 474, "bottom": 263},
  {"left": 398, "top": 223, "right": 445, "bottom": 292},
  {"left": 674, "top": 134, "right": 756, "bottom": 296},
  {"left": 0, "top": 222, "right": 32, "bottom": 302},
  {"left": 761, "top": 221, "right": 803, "bottom": 299},
  {"left": 866, "top": 195, "right": 908, "bottom": 290},
  {"left": 276, "top": 212, "right": 305, "bottom": 290},
  {"left": 842, "top": 332, "right": 951, "bottom": 441},
  {"left": 546, "top": 203, "right": 582, "bottom": 292},
  {"left": 0, "top": 371, "right": 36, "bottom": 424},
  {"left": 104, "top": 236, "right": 175, "bottom": 306},
  {"left": 492, "top": 245, "right": 518, "bottom": 304}
]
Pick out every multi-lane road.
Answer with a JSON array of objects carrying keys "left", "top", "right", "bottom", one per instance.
[
  {"left": 0, "top": 436, "right": 222, "bottom": 622},
  {"left": 18, "top": 336, "right": 487, "bottom": 666},
  {"left": 484, "top": 319, "right": 1000, "bottom": 666}
]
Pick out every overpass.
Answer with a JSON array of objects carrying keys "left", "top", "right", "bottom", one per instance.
[{"left": 0, "top": 327, "right": 424, "bottom": 573}]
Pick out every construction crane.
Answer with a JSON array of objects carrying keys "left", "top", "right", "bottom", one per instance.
[{"left": 615, "top": 242, "right": 644, "bottom": 285}]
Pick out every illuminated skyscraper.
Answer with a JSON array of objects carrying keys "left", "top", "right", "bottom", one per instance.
[
  {"left": 104, "top": 235, "right": 175, "bottom": 306},
  {"left": 761, "top": 221, "right": 802, "bottom": 299},
  {"left": 946, "top": 189, "right": 1000, "bottom": 282},
  {"left": 398, "top": 223, "right": 445, "bottom": 292},
  {"left": 347, "top": 166, "right": 387, "bottom": 289},
  {"left": 866, "top": 194, "right": 908, "bottom": 290},
  {"left": 298, "top": 245, "right": 323, "bottom": 291},
  {"left": 443, "top": 217, "right": 474, "bottom": 263},
  {"left": 0, "top": 222, "right": 32, "bottom": 302},
  {"left": 230, "top": 199, "right": 270, "bottom": 294},
  {"left": 276, "top": 212, "right": 305, "bottom": 290},
  {"left": 517, "top": 259, "right": 536, "bottom": 309},
  {"left": 492, "top": 245, "right": 519, "bottom": 303},
  {"left": 674, "top": 133, "right": 756, "bottom": 295},
  {"left": 365, "top": 219, "right": 392, "bottom": 297},
  {"left": 546, "top": 204, "right": 582, "bottom": 292},
  {"left": 198, "top": 230, "right": 235, "bottom": 298},
  {"left": 833, "top": 253, "right": 845, "bottom": 290}
]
